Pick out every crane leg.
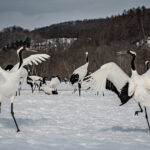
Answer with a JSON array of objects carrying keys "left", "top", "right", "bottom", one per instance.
[
  {"left": 144, "top": 107, "right": 150, "bottom": 131},
  {"left": 86, "top": 87, "right": 91, "bottom": 91},
  {"left": 0, "top": 102, "right": 1, "bottom": 113},
  {"left": 78, "top": 83, "right": 81, "bottom": 96},
  {"left": 102, "top": 92, "right": 104, "bottom": 96},
  {"left": 0, "top": 95, "right": 3, "bottom": 113},
  {"left": 19, "top": 82, "right": 21, "bottom": 96},
  {"left": 39, "top": 86, "right": 41, "bottom": 93},
  {"left": 135, "top": 103, "right": 143, "bottom": 116},
  {"left": 10, "top": 96, "right": 20, "bottom": 132},
  {"left": 96, "top": 91, "right": 99, "bottom": 96},
  {"left": 33, "top": 85, "right": 37, "bottom": 93},
  {"left": 31, "top": 84, "right": 33, "bottom": 93},
  {"left": 18, "top": 88, "right": 21, "bottom": 96},
  {"left": 11, "top": 103, "right": 20, "bottom": 132},
  {"left": 72, "top": 88, "right": 77, "bottom": 94}
]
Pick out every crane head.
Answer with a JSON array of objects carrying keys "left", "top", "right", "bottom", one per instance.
[
  {"left": 17, "top": 46, "right": 24, "bottom": 55},
  {"left": 127, "top": 49, "right": 136, "bottom": 56},
  {"left": 145, "top": 61, "right": 149, "bottom": 65},
  {"left": 17, "top": 45, "right": 37, "bottom": 55}
]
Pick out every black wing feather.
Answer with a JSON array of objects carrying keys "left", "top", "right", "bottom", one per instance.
[
  {"left": 119, "top": 82, "right": 133, "bottom": 106},
  {"left": 106, "top": 80, "right": 132, "bottom": 105},
  {"left": 70, "top": 74, "right": 79, "bottom": 84}
]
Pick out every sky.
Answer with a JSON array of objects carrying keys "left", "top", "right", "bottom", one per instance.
[{"left": 0, "top": 0, "right": 150, "bottom": 31}]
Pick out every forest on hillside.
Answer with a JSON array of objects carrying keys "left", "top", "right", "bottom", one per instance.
[{"left": 0, "top": 6, "right": 150, "bottom": 80}]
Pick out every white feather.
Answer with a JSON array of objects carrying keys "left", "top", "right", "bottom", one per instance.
[
  {"left": 20, "top": 68, "right": 28, "bottom": 81},
  {"left": 11, "top": 54, "right": 50, "bottom": 71},
  {"left": 73, "top": 62, "right": 89, "bottom": 82},
  {"left": 50, "top": 77, "right": 61, "bottom": 89},
  {"left": 29, "top": 75, "right": 43, "bottom": 82},
  {"left": 86, "top": 62, "right": 129, "bottom": 92},
  {"left": 41, "top": 86, "right": 54, "bottom": 95},
  {"left": 128, "top": 70, "right": 139, "bottom": 96},
  {"left": 0, "top": 67, "right": 7, "bottom": 84},
  {"left": 140, "top": 69, "right": 150, "bottom": 90},
  {"left": 0, "top": 68, "right": 21, "bottom": 97},
  {"left": 134, "top": 85, "right": 150, "bottom": 106}
]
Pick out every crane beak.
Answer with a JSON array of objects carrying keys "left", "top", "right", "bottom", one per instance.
[
  {"left": 25, "top": 48, "right": 38, "bottom": 52},
  {"left": 116, "top": 51, "right": 127, "bottom": 55}
]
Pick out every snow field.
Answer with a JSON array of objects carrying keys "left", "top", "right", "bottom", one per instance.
[{"left": 0, "top": 82, "right": 150, "bottom": 150}]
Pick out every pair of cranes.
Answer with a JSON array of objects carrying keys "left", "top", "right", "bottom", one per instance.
[
  {"left": 27, "top": 75, "right": 61, "bottom": 94},
  {"left": 27, "top": 74, "right": 61, "bottom": 96},
  {"left": 70, "top": 49, "right": 150, "bottom": 131}
]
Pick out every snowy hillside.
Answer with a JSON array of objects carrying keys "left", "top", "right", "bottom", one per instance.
[
  {"left": 31, "top": 38, "right": 77, "bottom": 51},
  {"left": 0, "top": 82, "right": 150, "bottom": 150}
]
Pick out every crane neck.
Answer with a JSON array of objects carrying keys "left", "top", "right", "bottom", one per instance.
[
  {"left": 86, "top": 54, "right": 88, "bottom": 63},
  {"left": 146, "top": 63, "right": 149, "bottom": 71},
  {"left": 131, "top": 54, "right": 136, "bottom": 71},
  {"left": 18, "top": 50, "right": 23, "bottom": 69}
]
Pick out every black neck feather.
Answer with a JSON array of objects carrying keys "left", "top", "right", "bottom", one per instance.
[
  {"left": 86, "top": 54, "right": 88, "bottom": 63},
  {"left": 18, "top": 50, "right": 23, "bottom": 69},
  {"left": 131, "top": 55, "right": 136, "bottom": 70},
  {"left": 146, "top": 63, "right": 149, "bottom": 71}
]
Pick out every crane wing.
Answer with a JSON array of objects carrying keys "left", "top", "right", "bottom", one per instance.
[
  {"left": 134, "top": 85, "right": 150, "bottom": 107},
  {"left": 73, "top": 63, "right": 88, "bottom": 81},
  {"left": 140, "top": 69, "right": 150, "bottom": 90},
  {"left": 29, "top": 75, "right": 43, "bottom": 82},
  {"left": 73, "top": 63, "right": 89, "bottom": 74},
  {"left": 0, "top": 67, "right": 7, "bottom": 84},
  {"left": 11, "top": 54, "right": 50, "bottom": 71},
  {"left": 85, "top": 62, "right": 129, "bottom": 91},
  {"left": 85, "top": 62, "right": 132, "bottom": 105}
]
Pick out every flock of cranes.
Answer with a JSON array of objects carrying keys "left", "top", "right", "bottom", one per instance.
[{"left": 1, "top": 44, "right": 150, "bottom": 133}]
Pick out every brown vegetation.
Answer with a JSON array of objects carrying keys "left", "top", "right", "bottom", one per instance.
[{"left": 0, "top": 6, "right": 150, "bottom": 80}]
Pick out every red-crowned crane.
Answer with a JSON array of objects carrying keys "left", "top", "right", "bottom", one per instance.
[
  {"left": 49, "top": 76, "right": 61, "bottom": 94},
  {"left": 0, "top": 46, "right": 50, "bottom": 132},
  {"left": 70, "top": 52, "right": 89, "bottom": 96}
]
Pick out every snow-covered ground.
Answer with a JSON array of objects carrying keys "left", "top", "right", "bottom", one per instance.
[{"left": 0, "top": 82, "right": 150, "bottom": 150}]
